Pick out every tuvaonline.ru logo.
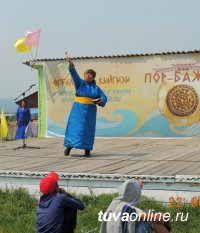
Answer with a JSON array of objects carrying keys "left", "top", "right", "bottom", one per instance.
[{"left": 98, "top": 210, "right": 189, "bottom": 222}]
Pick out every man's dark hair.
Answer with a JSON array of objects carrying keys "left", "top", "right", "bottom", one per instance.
[
  {"left": 86, "top": 69, "right": 96, "bottom": 78},
  {"left": 21, "top": 99, "right": 28, "bottom": 106}
]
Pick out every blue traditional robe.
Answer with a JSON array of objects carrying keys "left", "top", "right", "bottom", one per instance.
[
  {"left": 15, "top": 106, "right": 31, "bottom": 140},
  {"left": 64, "top": 67, "right": 107, "bottom": 150}
]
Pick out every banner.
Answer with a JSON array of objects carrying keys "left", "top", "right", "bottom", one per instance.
[{"left": 41, "top": 53, "right": 200, "bottom": 137}]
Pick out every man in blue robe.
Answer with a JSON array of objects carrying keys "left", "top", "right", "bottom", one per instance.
[{"left": 64, "top": 57, "right": 107, "bottom": 157}]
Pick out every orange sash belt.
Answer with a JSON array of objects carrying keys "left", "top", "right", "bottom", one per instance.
[{"left": 74, "top": 96, "right": 94, "bottom": 105}]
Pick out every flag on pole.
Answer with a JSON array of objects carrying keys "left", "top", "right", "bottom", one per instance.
[
  {"left": 0, "top": 109, "right": 8, "bottom": 140},
  {"left": 14, "top": 37, "right": 32, "bottom": 52},
  {"left": 24, "top": 29, "right": 41, "bottom": 47}
]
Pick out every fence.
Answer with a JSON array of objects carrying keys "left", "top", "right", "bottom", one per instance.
[{"left": 0, "top": 122, "right": 17, "bottom": 141}]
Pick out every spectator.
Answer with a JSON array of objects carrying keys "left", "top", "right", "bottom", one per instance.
[
  {"left": 100, "top": 179, "right": 172, "bottom": 233},
  {"left": 37, "top": 172, "right": 84, "bottom": 233}
]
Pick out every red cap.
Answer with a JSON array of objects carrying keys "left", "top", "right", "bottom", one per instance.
[
  {"left": 39, "top": 172, "right": 59, "bottom": 194},
  {"left": 47, "top": 172, "right": 59, "bottom": 182}
]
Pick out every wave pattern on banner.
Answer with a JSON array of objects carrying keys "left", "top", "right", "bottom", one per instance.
[{"left": 47, "top": 109, "right": 200, "bottom": 138}]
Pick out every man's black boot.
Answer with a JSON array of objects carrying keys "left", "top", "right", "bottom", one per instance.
[
  {"left": 64, "top": 147, "right": 71, "bottom": 156},
  {"left": 84, "top": 150, "right": 91, "bottom": 157}
]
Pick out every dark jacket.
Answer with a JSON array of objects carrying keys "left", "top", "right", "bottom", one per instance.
[{"left": 36, "top": 193, "right": 84, "bottom": 233}]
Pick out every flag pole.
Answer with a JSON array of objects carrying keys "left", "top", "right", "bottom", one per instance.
[
  {"left": 31, "top": 29, "right": 41, "bottom": 69},
  {"left": 34, "top": 29, "right": 40, "bottom": 61}
]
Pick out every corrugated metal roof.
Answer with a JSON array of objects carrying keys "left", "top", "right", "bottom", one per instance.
[{"left": 23, "top": 49, "right": 200, "bottom": 66}]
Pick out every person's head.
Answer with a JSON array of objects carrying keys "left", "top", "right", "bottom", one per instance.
[
  {"left": 138, "top": 179, "right": 143, "bottom": 189},
  {"left": 84, "top": 69, "right": 96, "bottom": 83},
  {"left": 118, "top": 179, "right": 142, "bottom": 205},
  {"left": 21, "top": 99, "right": 28, "bottom": 108},
  {"left": 39, "top": 172, "right": 59, "bottom": 195}
]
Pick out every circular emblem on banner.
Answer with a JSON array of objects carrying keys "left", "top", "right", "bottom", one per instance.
[
  {"left": 158, "top": 82, "right": 200, "bottom": 126},
  {"left": 166, "top": 85, "right": 199, "bottom": 117}
]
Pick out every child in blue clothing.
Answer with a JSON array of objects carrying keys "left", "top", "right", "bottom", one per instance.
[{"left": 37, "top": 172, "right": 84, "bottom": 233}]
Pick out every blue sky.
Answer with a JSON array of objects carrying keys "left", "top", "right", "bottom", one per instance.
[{"left": 1, "top": 0, "right": 200, "bottom": 102}]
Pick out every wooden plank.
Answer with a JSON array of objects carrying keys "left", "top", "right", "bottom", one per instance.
[
  {"left": 113, "top": 161, "right": 155, "bottom": 174},
  {"left": 150, "top": 161, "right": 193, "bottom": 176},
  {"left": 0, "top": 138, "right": 200, "bottom": 176},
  {"left": 94, "top": 160, "right": 139, "bottom": 174},
  {"left": 178, "top": 162, "right": 200, "bottom": 175}
]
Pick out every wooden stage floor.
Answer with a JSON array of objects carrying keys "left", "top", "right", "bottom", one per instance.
[{"left": 0, "top": 137, "right": 200, "bottom": 176}]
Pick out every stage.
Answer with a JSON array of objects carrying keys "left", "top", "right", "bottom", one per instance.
[
  {"left": 0, "top": 137, "right": 200, "bottom": 175},
  {"left": 0, "top": 137, "right": 199, "bottom": 201}
]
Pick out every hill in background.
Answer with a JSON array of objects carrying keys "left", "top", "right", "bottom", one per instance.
[{"left": 0, "top": 98, "right": 18, "bottom": 113}]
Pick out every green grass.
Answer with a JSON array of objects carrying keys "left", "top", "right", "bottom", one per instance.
[
  {"left": 0, "top": 188, "right": 37, "bottom": 233},
  {"left": 0, "top": 188, "right": 199, "bottom": 233}
]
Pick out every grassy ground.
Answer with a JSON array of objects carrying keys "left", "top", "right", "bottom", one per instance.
[
  {"left": 0, "top": 188, "right": 199, "bottom": 233},
  {"left": 0, "top": 188, "right": 36, "bottom": 233}
]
